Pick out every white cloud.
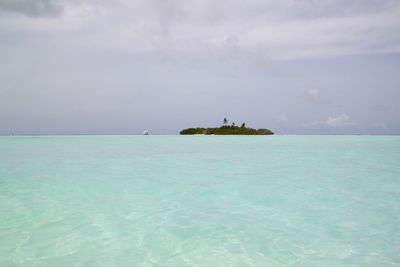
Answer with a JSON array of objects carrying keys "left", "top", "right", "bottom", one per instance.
[
  {"left": 305, "top": 89, "right": 332, "bottom": 105},
  {"left": 326, "top": 114, "right": 352, "bottom": 127},
  {"left": 306, "top": 89, "right": 320, "bottom": 102},
  {"left": 308, "top": 89, "right": 319, "bottom": 97},
  {"left": 313, "top": 114, "right": 355, "bottom": 127}
]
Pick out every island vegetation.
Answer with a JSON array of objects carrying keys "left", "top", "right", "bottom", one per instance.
[{"left": 180, "top": 118, "right": 274, "bottom": 135}]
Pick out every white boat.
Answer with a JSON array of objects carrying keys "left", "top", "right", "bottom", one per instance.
[{"left": 143, "top": 131, "right": 149, "bottom": 135}]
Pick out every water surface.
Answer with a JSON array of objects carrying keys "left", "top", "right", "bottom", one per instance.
[{"left": 0, "top": 135, "right": 399, "bottom": 266}]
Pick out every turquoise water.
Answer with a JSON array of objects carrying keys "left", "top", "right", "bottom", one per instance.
[{"left": 0, "top": 135, "right": 399, "bottom": 267}]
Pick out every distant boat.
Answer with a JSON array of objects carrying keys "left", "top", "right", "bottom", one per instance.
[{"left": 143, "top": 131, "right": 149, "bottom": 135}]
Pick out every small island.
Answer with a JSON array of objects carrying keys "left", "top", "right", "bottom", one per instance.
[{"left": 180, "top": 118, "right": 274, "bottom": 135}]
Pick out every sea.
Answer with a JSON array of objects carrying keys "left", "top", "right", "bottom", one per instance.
[{"left": 0, "top": 135, "right": 399, "bottom": 267}]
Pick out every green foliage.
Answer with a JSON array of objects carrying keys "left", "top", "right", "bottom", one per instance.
[
  {"left": 179, "top": 128, "right": 206, "bottom": 135},
  {"left": 256, "top": 128, "right": 274, "bottom": 135},
  {"left": 180, "top": 125, "right": 273, "bottom": 135}
]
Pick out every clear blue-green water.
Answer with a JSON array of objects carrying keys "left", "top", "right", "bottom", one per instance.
[{"left": 0, "top": 135, "right": 399, "bottom": 267}]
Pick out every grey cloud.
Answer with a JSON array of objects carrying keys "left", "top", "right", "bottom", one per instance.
[
  {"left": 326, "top": 114, "right": 354, "bottom": 127},
  {"left": 370, "top": 104, "right": 388, "bottom": 112},
  {"left": 2, "top": 0, "right": 399, "bottom": 60},
  {"left": 305, "top": 89, "right": 332, "bottom": 105},
  {"left": 0, "top": 0, "right": 400, "bottom": 134},
  {"left": 0, "top": 0, "right": 63, "bottom": 17},
  {"left": 373, "top": 122, "right": 388, "bottom": 129},
  {"left": 313, "top": 114, "right": 356, "bottom": 128}
]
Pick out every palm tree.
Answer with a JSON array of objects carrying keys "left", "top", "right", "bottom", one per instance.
[
  {"left": 241, "top": 122, "right": 246, "bottom": 128},
  {"left": 223, "top": 117, "right": 228, "bottom": 126}
]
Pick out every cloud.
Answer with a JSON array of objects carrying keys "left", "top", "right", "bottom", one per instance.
[
  {"left": 370, "top": 104, "right": 388, "bottom": 112},
  {"left": 305, "top": 89, "right": 332, "bottom": 105},
  {"left": 0, "top": 0, "right": 63, "bottom": 17},
  {"left": 308, "top": 89, "right": 319, "bottom": 97},
  {"left": 0, "top": 0, "right": 399, "bottom": 134},
  {"left": 313, "top": 114, "right": 356, "bottom": 127},
  {"left": 277, "top": 113, "right": 289, "bottom": 123},
  {"left": 2, "top": 0, "right": 399, "bottom": 61},
  {"left": 326, "top": 114, "right": 353, "bottom": 127},
  {"left": 373, "top": 122, "right": 388, "bottom": 129}
]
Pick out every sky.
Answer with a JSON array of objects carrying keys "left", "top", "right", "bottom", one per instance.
[{"left": 0, "top": 0, "right": 399, "bottom": 135}]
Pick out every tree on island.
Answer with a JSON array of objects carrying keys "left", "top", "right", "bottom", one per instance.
[
  {"left": 179, "top": 120, "right": 273, "bottom": 135},
  {"left": 179, "top": 117, "right": 273, "bottom": 135}
]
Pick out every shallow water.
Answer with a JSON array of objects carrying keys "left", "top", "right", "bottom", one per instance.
[{"left": 0, "top": 135, "right": 399, "bottom": 267}]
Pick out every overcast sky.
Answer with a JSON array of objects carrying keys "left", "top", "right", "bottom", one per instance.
[{"left": 1, "top": 0, "right": 399, "bottom": 134}]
